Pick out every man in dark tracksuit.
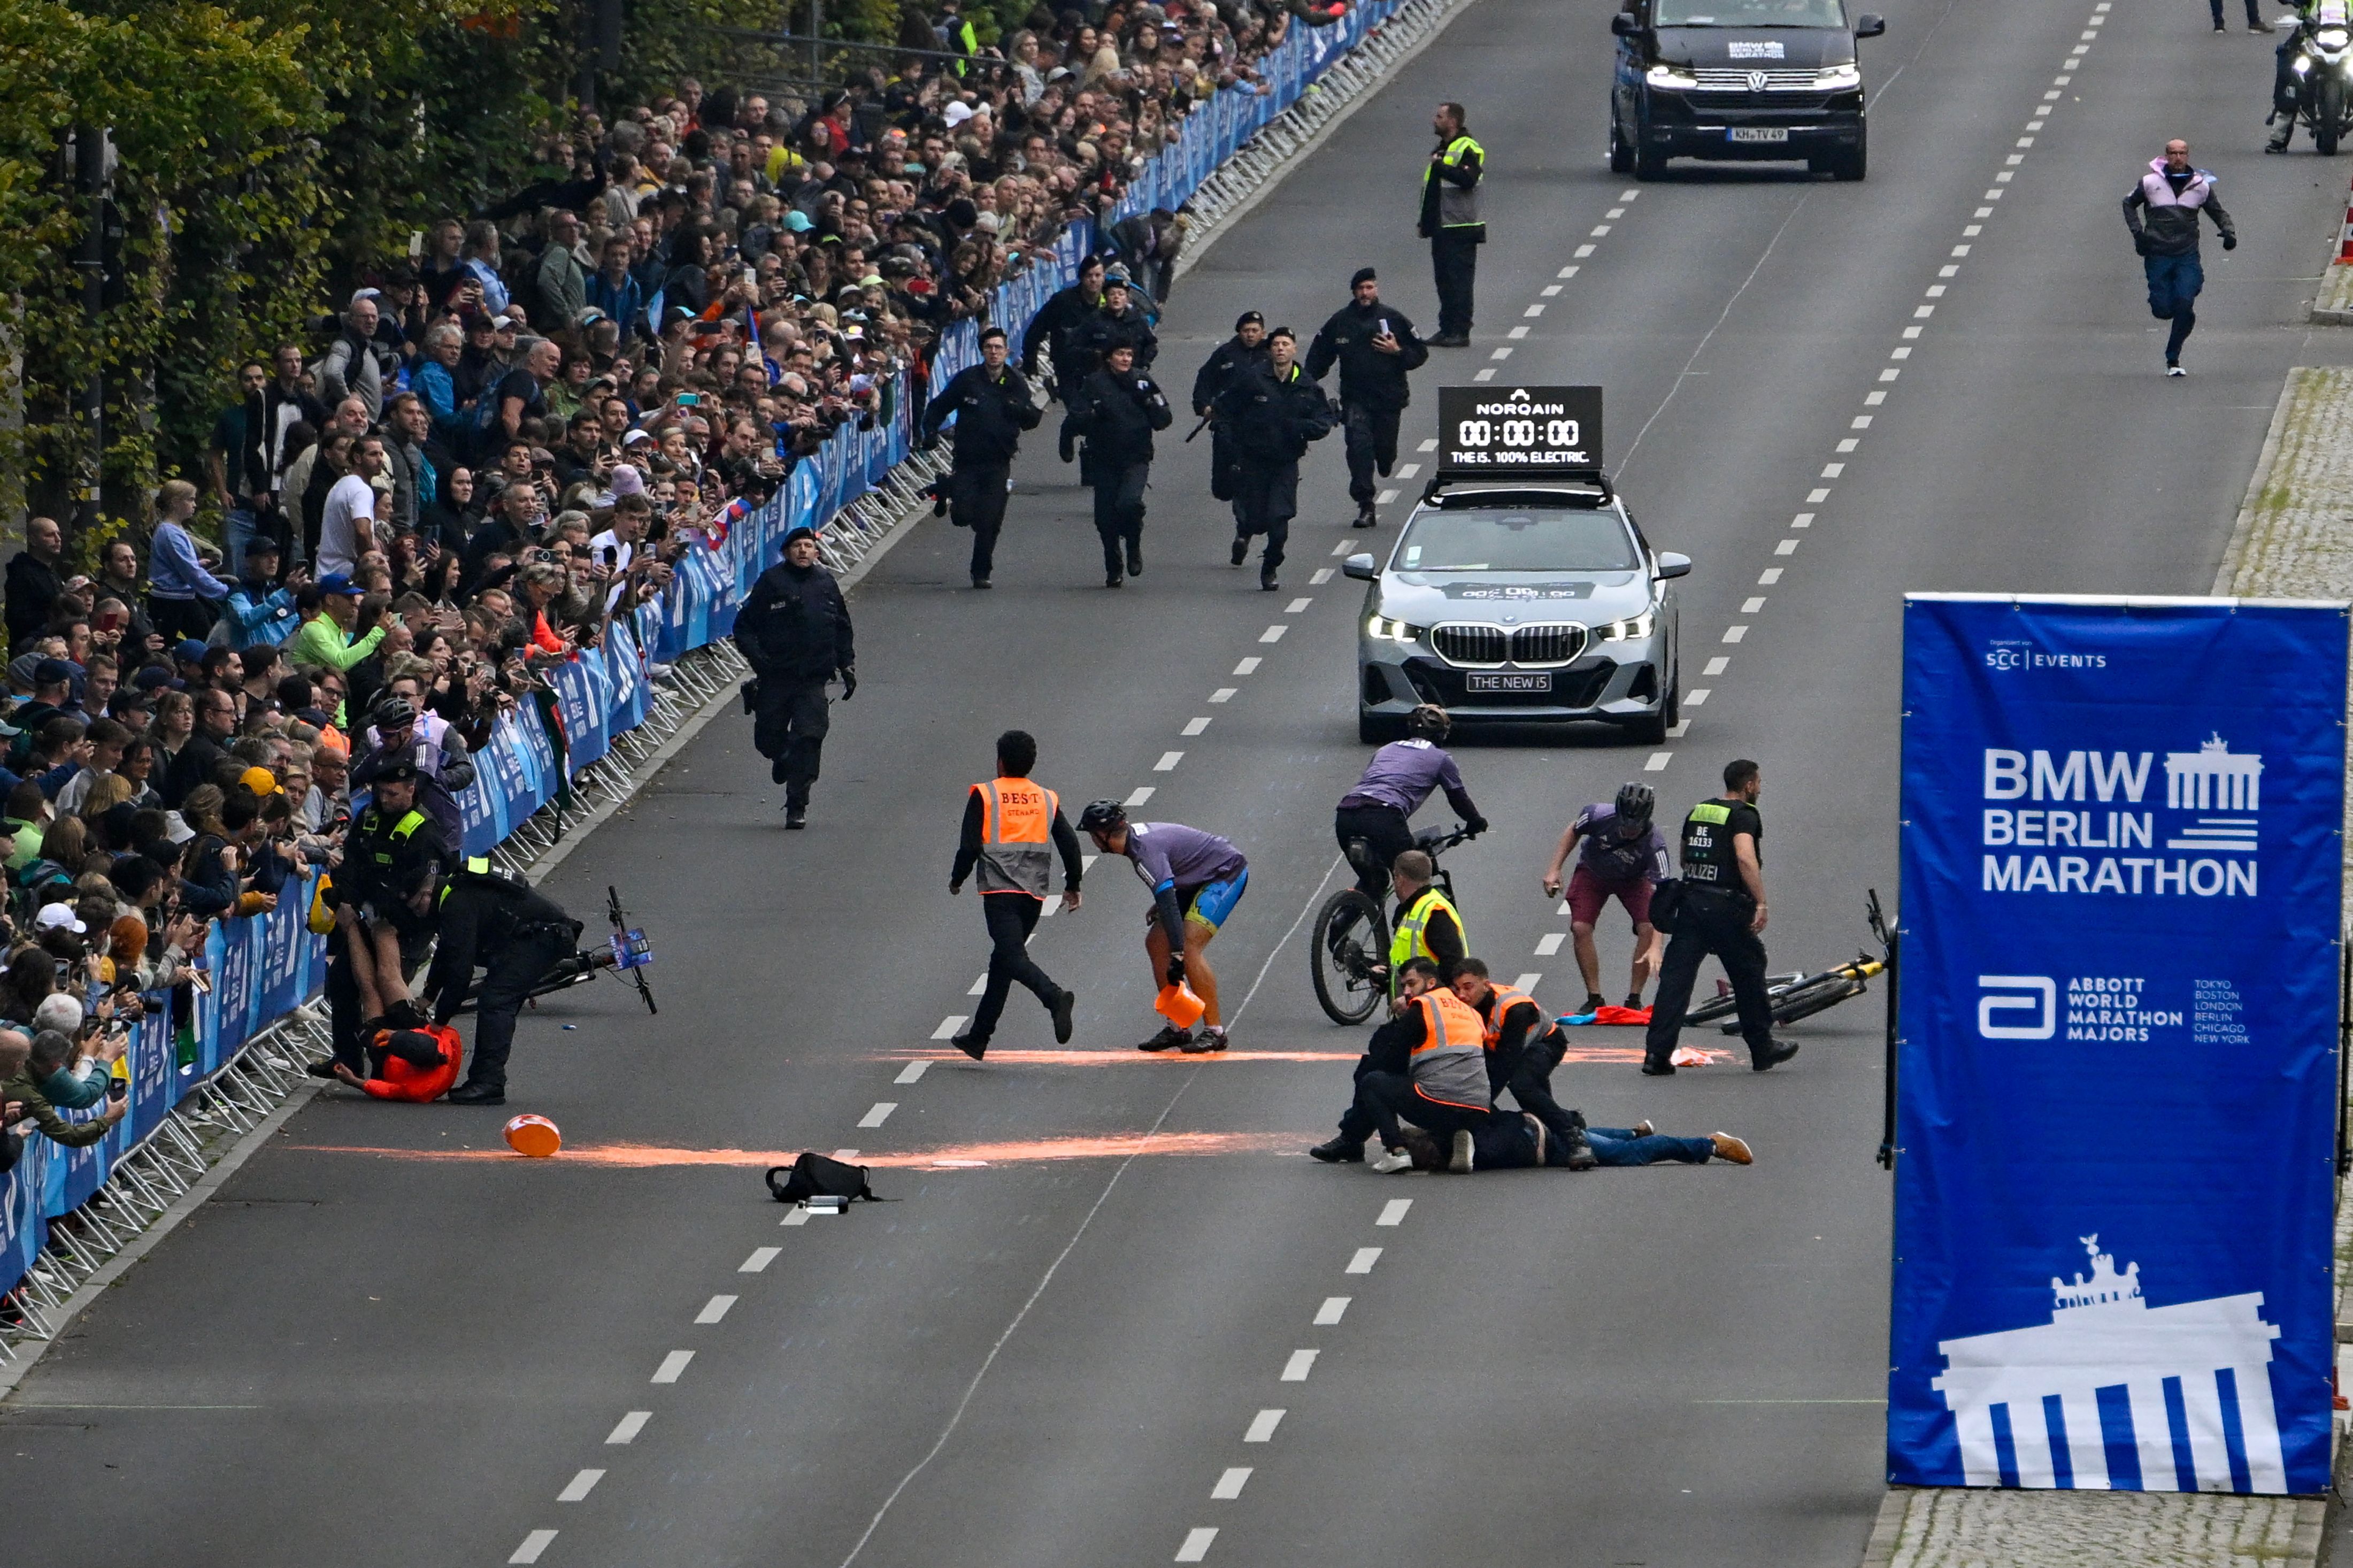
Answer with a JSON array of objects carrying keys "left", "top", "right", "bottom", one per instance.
[
  {"left": 1191, "top": 311, "right": 1271, "bottom": 536},
  {"left": 1075, "top": 274, "right": 1159, "bottom": 375},
  {"left": 1642, "top": 758, "right": 1798, "bottom": 1075},
  {"left": 1019, "top": 253, "right": 1108, "bottom": 401},
  {"left": 1211, "top": 327, "right": 1336, "bottom": 592},
  {"left": 1419, "top": 102, "right": 1485, "bottom": 345},
  {"left": 948, "top": 729, "right": 1085, "bottom": 1060},
  {"left": 2121, "top": 139, "right": 2236, "bottom": 375},
  {"left": 426, "top": 857, "right": 585, "bottom": 1106},
  {"left": 1306, "top": 267, "right": 1429, "bottom": 529},
  {"left": 920, "top": 326, "right": 1042, "bottom": 589},
  {"left": 1061, "top": 343, "right": 1172, "bottom": 587},
  {"left": 734, "top": 525, "right": 856, "bottom": 827},
  {"left": 1450, "top": 960, "right": 1596, "bottom": 1168}
]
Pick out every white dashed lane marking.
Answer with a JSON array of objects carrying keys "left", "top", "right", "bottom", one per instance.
[
  {"left": 1376, "top": 1198, "right": 1411, "bottom": 1226},
  {"left": 1645, "top": 752, "right": 1672, "bottom": 772},
  {"left": 557, "top": 1469, "right": 604, "bottom": 1502},
  {"left": 932, "top": 1016, "right": 967, "bottom": 1040},
  {"left": 651, "top": 1351, "right": 693, "bottom": 1384},
  {"left": 1183, "top": 717, "right": 1212, "bottom": 736},
  {"left": 605, "top": 1411, "right": 650, "bottom": 1444},
  {"left": 1233, "top": 657, "right": 1260, "bottom": 674},
  {"left": 1535, "top": 932, "right": 1564, "bottom": 956},
  {"left": 1280, "top": 1349, "right": 1320, "bottom": 1381},
  {"left": 696, "top": 1295, "right": 737, "bottom": 1324},
  {"left": 1156, "top": 751, "right": 1186, "bottom": 771},
  {"left": 1259, "top": 625, "right": 1287, "bottom": 643},
  {"left": 740, "top": 1247, "right": 781, "bottom": 1273},
  {"left": 1315, "top": 1296, "right": 1351, "bottom": 1325},
  {"left": 1309, "top": 568, "right": 1333, "bottom": 585},
  {"left": 1512, "top": 972, "right": 1542, "bottom": 991},
  {"left": 1212, "top": 1467, "right": 1253, "bottom": 1499},
  {"left": 1209, "top": 687, "right": 1237, "bottom": 702},
  {"left": 1346, "top": 1247, "right": 1383, "bottom": 1274},
  {"left": 1243, "top": 1409, "right": 1285, "bottom": 1442},
  {"left": 1286, "top": 597, "right": 1313, "bottom": 613},
  {"left": 1176, "top": 1526, "right": 1219, "bottom": 1562},
  {"left": 896, "top": 1059, "right": 930, "bottom": 1083},
  {"left": 1125, "top": 786, "right": 1156, "bottom": 806},
  {"left": 1704, "top": 657, "right": 1729, "bottom": 676},
  {"left": 509, "top": 1529, "right": 558, "bottom": 1564}
]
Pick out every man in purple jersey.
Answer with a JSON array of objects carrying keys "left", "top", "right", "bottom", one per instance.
[
  {"left": 1078, "top": 798, "right": 1250, "bottom": 1052},
  {"left": 1540, "top": 781, "right": 1672, "bottom": 1015},
  {"left": 1333, "top": 703, "right": 1486, "bottom": 909}
]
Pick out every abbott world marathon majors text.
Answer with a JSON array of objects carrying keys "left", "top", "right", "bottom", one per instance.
[{"left": 1974, "top": 747, "right": 2259, "bottom": 898}]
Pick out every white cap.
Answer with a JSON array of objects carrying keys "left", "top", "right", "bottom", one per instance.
[
  {"left": 34, "top": 902, "right": 85, "bottom": 934},
  {"left": 944, "top": 101, "right": 975, "bottom": 128}
]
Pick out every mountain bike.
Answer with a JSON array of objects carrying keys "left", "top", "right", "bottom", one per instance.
[
  {"left": 1685, "top": 889, "right": 1890, "bottom": 1032},
  {"left": 1309, "top": 823, "right": 1474, "bottom": 1025}
]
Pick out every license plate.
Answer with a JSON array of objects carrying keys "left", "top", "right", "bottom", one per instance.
[
  {"left": 1728, "top": 127, "right": 1790, "bottom": 143},
  {"left": 1466, "top": 672, "right": 1552, "bottom": 694}
]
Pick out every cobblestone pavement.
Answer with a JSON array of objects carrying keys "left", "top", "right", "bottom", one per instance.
[{"left": 2214, "top": 366, "right": 2353, "bottom": 599}]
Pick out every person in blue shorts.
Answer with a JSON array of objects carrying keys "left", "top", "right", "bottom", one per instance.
[{"left": 1078, "top": 799, "right": 1248, "bottom": 1052}]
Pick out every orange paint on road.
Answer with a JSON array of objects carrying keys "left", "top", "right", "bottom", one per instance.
[{"left": 287, "top": 1129, "right": 1308, "bottom": 1169}]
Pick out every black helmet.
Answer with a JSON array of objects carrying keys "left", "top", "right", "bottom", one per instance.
[
  {"left": 372, "top": 696, "right": 417, "bottom": 731},
  {"left": 1406, "top": 703, "right": 1451, "bottom": 741},
  {"left": 1614, "top": 781, "right": 1655, "bottom": 826},
  {"left": 1077, "top": 798, "right": 1128, "bottom": 833}
]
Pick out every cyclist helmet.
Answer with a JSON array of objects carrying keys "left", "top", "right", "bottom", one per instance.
[
  {"left": 1406, "top": 704, "right": 1452, "bottom": 742},
  {"left": 1077, "top": 798, "right": 1128, "bottom": 834},
  {"left": 1613, "top": 781, "right": 1656, "bottom": 827},
  {"left": 372, "top": 696, "right": 418, "bottom": 731}
]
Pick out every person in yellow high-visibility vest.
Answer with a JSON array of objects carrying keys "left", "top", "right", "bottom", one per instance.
[
  {"left": 1385, "top": 848, "right": 1465, "bottom": 996},
  {"left": 1418, "top": 102, "right": 1485, "bottom": 345}
]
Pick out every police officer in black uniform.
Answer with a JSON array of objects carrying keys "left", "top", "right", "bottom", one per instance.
[
  {"left": 1076, "top": 271, "right": 1159, "bottom": 375},
  {"left": 920, "top": 326, "right": 1042, "bottom": 589},
  {"left": 1305, "top": 267, "right": 1429, "bottom": 529},
  {"left": 1642, "top": 758, "right": 1799, "bottom": 1075},
  {"left": 1211, "top": 326, "right": 1336, "bottom": 592},
  {"left": 734, "top": 525, "right": 856, "bottom": 828},
  {"left": 1191, "top": 311, "right": 1271, "bottom": 536},
  {"left": 1060, "top": 342, "right": 1172, "bottom": 587},
  {"left": 1018, "top": 253, "right": 1108, "bottom": 401},
  {"left": 306, "top": 762, "right": 441, "bottom": 1081},
  {"left": 426, "top": 856, "right": 587, "bottom": 1106}
]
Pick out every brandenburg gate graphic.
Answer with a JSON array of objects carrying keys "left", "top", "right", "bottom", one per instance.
[{"left": 1929, "top": 1237, "right": 2286, "bottom": 1493}]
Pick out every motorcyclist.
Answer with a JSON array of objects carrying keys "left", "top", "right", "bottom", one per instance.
[{"left": 2270, "top": 0, "right": 2333, "bottom": 153}]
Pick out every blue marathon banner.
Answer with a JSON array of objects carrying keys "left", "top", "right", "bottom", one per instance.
[{"left": 1890, "top": 594, "right": 2349, "bottom": 1497}]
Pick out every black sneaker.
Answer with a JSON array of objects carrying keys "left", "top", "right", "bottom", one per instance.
[
  {"left": 1126, "top": 540, "right": 1144, "bottom": 577},
  {"left": 445, "top": 1081, "right": 506, "bottom": 1106},
  {"left": 305, "top": 1058, "right": 340, "bottom": 1080},
  {"left": 1051, "top": 989, "right": 1075, "bottom": 1045},
  {"left": 1106, "top": 573, "right": 1124, "bottom": 589},
  {"left": 1355, "top": 501, "right": 1377, "bottom": 528},
  {"left": 785, "top": 806, "right": 807, "bottom": 829},
  {"left": 1623, "top": 992, "right": 1644, "bottom": 1009},
  {"left": 952, "top": 1033, "right": 988, "bottom": 1061},
  {"left": 971, "top": 575, "right": 992, "bottom": 589},
  {"left": 1562, "top": 1123, "right": 1599, "bottom": 1171},
  {"left": 1230, "top": 536, "right": 1249, "bottom": 566},
  {"left": 1182, "top": 1026, "right": 1229, "bottom": 1054},
  {"left": 1751, "top": 1039, "right": 1801, "bottom": 1072},
  {"left": 1582, "top": 993, "right": 1606, "bottom": 1016},
  {"left": 1308, "top": 1136, "right": 1365, "bottom": 1164},
  {"left": 1137, "top": 1024, "right": 1192, "bottom": 1051},
  {"left": 1640, "top": 1059, "right": 1676, "bottom": 1077},
  {"left": 1259, "top": 571, "right": 1280, "bottom": 592}
]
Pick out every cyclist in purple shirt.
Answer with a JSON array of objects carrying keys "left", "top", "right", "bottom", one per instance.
[
  {"left": 1078, "top": 799, "right": 1249, "bottom": 1053},
  {"left": 1540, "top": 782, "right": 1672, "bottom": 1015},
  {"left": 1334, "top": 704, "right": 1486, "bottom": 905}
]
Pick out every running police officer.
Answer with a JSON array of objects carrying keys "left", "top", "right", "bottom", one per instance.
[
  {"left": 734, "top": 525, "right": 856, "bottom": 828},
  {"left": 1420, "top": 102, "right": 1485, "bottom": 346},
  {"left": 1019, "top": 252, "right": 1108, "bottom": 401},
  {"left": 1541, "top": 781, "right": 1672, "bottom": 1016},
  {"left": 1210, "top": 326, "right": 1336, "bottom": 591},
  {"left": 1078, "top": 271, "right": 1159, "bottom": 375},
  {"left": 1060, "top": 343, "right": 1172, "bottom": 587},
  {"left": 920, "top": 326, "right": 1042, "bottom": 589},
  {"left": 949, "top": 729, "right": 1083, "bottom": 1060},
  {"left": 1191, "top": 311, "right": 1271, "bottom": 537},
  {"left": 1077, "top": 800, "right": 1247, "bottom": 1052},
  {"left": 1305, "top": 267, "right": 1428, "bottom": 528},
  {"left": 424, "top": 855, "right": 586, "bottom": 1105},
  {"left": 1334, "top": 703, "right": 1483, "bottom": 907},
  {"left": 1642, "top": 758, "right": 1798, "bottom": 1074}
]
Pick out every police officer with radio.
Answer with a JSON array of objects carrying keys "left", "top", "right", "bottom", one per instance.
[
  {"left": 1642, "top": 758, "right": 1799, "bottom": 1075},
  {"left": 1305, "top": 267, "right": 1428, "bottom": 528},
  {"left": 1210, "top": 326, "right": 1336, "bottom": 592},
  {"left": 1061, "top": 343, "right": 1172, "bottom": 587},
  {"left": 425, "top": 856, "right": 585, "bottom": 1105},
  {"left": 1191, "top": 311, "right": 1272, "bottom": 535},
  {"left": 920, "top": 326, "right": 1042, "bottom": 589},
  {"left": 948, "top": 729, "right": 1084, "bottom": 1060}
]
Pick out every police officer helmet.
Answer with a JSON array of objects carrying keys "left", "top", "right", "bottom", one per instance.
[
  {"left": 1076, "top": 798, "right": 1128, "bottom": 833},
  {"left": 376, "top": 758, "right": 421, "bottom": 785},
  {"left": 373, "top": 696, "right": 417, "bottom": 731},
  {"left": 1406, "top": 704, "right": 1451, "bottom": 742},
  {"left": 1614, "top": 781, "right": 1656, "bottom": 826}
]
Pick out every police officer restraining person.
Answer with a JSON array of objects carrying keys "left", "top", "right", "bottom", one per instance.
[
  {"left": 1330, "top": 956, "right": 1492, "bottom": 1174},
  {"left": 734, "top": 525, "right": 856, "bottom": 828},
  {"left": 948, "top": 729, "right": 1083, "bottom": 1061},
  {"left": 1642, "top": 758, "right": 1799, "bottom": 1075},
  {"left": 1419, "top": 102, "right": 1485, "bottom": 347},
  {"left": 1019, "top": 252, "right": 1109, "bottom": 400},
  {"left": 1060, "top": 342, "right": 1173, "bottom": 587},
  {"left": 1210, "top": 326, "right": 1336, "bottom": 591},
  {"left": 1191, "top": 311, "right": 1272, "bottom": 539},
  {"left": 1305, "top": 267, "right": 1429, "bottom": 529},
  {"left": 920, "top": 326, "right": 1042, "bottom": 590},
  {"left": 425, "top": 856, "right": 586, "bottom": 1106},
  {"left": 306, "top": 761, "right": 443, "bottom": 1080}
]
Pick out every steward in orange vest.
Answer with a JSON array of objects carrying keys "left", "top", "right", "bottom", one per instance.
[{"left": 947, "top": 729, "right": 1085, "bottom": 1060}]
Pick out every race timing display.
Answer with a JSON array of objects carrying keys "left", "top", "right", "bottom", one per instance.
[{"left": 1436, "top": 385, "right": 1604, "bottom": 479}]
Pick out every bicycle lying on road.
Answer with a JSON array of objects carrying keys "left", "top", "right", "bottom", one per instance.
[
  {"left": 1684, "top": 889, "right": 1890, "bottom": 1033},
  {"left": 1308, "top": 823, "right": 1476, "bottom": 1026}
]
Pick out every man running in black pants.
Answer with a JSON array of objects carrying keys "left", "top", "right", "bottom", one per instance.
[{"left": 949, "top": 730, "right": 1082, "bottom": 1059}]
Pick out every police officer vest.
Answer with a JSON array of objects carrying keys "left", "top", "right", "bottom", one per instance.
[
  {"left": 1425, "top": 135, "right": 1485, "bottom": 229},
  {"left": 367, "top": 809, "right": 427, "bottom": 870},
  {"left": 1409, "top": 988, "right": 1491, "bottom": 1110},
  {"left": 1389, "top": 885, "right": 1467, "bottom": 993},
  {"left": 1679, "top": 800, "right": 1754, "bottom": 890},
  {"left": 973, "top": 777, "right": 1057, "bottom": 896}
]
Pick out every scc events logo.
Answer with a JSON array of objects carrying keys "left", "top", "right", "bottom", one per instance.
[{"left": 1985, "top": 638, "right": 2108, "bottom": 673}]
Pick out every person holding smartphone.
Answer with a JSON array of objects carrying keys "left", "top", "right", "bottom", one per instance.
[
  {"left": 1305, "top": 267, "right": 1429, "bottom": 531},
  {"left": 2, "top": 1027, "right": 127, "bottom": 1148}
]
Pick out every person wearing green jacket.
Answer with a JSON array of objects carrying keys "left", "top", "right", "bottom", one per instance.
[
  {"left": 2, "top": 1027, "right": 124, "bottom": 1150},
  {"left": 288, "top": 574, "right": 387, "bottom": 726}
]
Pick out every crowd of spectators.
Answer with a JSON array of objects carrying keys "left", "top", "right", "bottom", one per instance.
[{"left": 0, "top": 0, "right": 1321, "bottom": 1183}]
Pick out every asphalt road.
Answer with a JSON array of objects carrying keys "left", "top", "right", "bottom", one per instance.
[{"left": 11, "top": 2, "right": 2353, "bottom": 1564}]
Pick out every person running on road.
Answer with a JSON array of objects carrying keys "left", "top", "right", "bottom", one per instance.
[
  {"left": 1334, "top": 704, "right": 1484, "bottom": 911},
  {"left": 920, "top": 327, "right": 1043, "bottom": 590},
  {"left": 1304, "top": 266, "right": 1428, "bottom": 529},
  {"left": 1019, "top": 252, "right": 1108, "bottom": 401},
  {"left": 2121, "top": 138, "right": 2235, "bottom": 374},
  {"left": 734, "top": 525, "right": 856, "bottom": 828},
  {"left": 1447, "top": 958, "right": 1594, "bottom": 1167},
  {"left": 1078, "top": 800, "right": 1246, "bottom": 1052},
  {"left": 1060, "top": 343, "right": 1172, "bottom": 587},
  {"left": 1540, "top": 781, "right": 1672, "bottom": 1015},
  {"left": 1211, "top": 325, "right": 1336, "bottom": 591},
  {"left": 1190, "top": 311, "right": 1271, "bottom": 539},
  {"left": 950, "top": 730, "right": 1082, "bottom": 1060},
  {"left": 1642, "top": 759, "right": 1799, "bottom": 1075}
]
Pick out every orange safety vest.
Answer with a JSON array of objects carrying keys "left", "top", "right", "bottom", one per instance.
[
  {"left": 972, "top": 776, "right": 1058, "bottom": 896},
  {"left": 1410, "top": 988, "right": 1492, "bottom": 1110},
  {"left": 1478, "top": 983, "right": 1541, "bottom": 1050}
]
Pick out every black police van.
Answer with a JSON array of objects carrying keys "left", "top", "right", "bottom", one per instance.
[{"left": 1609, "top": 0, "right": 1883, "bottom": 181}]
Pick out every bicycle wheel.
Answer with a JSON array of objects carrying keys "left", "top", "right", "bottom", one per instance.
[
  {"left": 1310, "top": 888, "right": 1389, "bottom": 1025},
  {"left": 1717, "top": 973, "right": 1865, "bottom": 1033},
  {"left": 1685, "top": 971, "right": 1806, "bottom": 1027}
]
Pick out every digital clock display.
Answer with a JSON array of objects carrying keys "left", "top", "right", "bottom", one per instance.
[{"left": 1436, "top": 386, "right": 1604, "bottom": 479}]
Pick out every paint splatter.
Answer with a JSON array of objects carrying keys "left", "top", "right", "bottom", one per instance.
[{"left": 287, "top": 1129, "right": 1308, "bottom": 1169}]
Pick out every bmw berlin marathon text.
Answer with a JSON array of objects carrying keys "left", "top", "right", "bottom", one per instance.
[{"left": 1975, "top": 737, "right": 2260, "bottom": 901}]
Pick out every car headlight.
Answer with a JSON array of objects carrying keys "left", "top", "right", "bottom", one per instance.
[
  {"left": 1365, "top": 614, "right": 1422, "bottom": 642},
  {"left": 1645, "top": 63, "right": 1699, "bottom": 89},
  {"left": 2296, "top": 53, "right": 2313, "bottom": 72},
  {"left": 2319, "top": 25, "right": 2349, "bottom": 46},
  {"left": 1813, "top": 62, "right": 1862, "bottom": 90},
  {"left": 1597, "top": 608, "right": 1658, "bottom": 641}
]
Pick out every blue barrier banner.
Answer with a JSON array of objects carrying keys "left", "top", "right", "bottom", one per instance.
[{"left": 1890, "top": 594, "right": 2349, "bottom": 1497}]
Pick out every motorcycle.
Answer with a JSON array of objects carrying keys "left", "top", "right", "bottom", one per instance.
[{"left": 2283, "top": 2, "right": 2353, "bottom": 156}]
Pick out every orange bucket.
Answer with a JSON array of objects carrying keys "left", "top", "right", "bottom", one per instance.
[
  {"left": 503, "top": 1113, "right": 563, "bottom": 1157},
  {"left": 1155, "top": 983, "right": 1206, "bottom": 1029}
]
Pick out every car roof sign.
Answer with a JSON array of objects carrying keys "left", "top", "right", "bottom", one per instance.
[{"left": 1434, "top": 385, "right": 1606, "bottom": 484}]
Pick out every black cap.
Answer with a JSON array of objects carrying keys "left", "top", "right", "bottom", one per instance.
[
  {"left": 376, "top": 759, "right": 421, "bottom": 785},
  {"left": 244, "top": 535, "right": 281, "bottom": 558},
  {"left": 1350, "top": 266, "right": 1377, "bottom": 288},
  {"left": 784, "top": 525, "right": 818, "bottom": 547},
  {"left": 1235, "top": 310, "right": 1264, "bottom": 330}
]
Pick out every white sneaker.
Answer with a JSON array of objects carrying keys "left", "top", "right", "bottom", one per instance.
[
  {"left": 1449, "top": 1128, "right": 1475, "bottom": 1174},
  {"left": 2166, "top": 364, "right": 2186, "bottom": 378},
  {"left": 1370, "top": 1147, "right": 1414, "bottom": 1174}
]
